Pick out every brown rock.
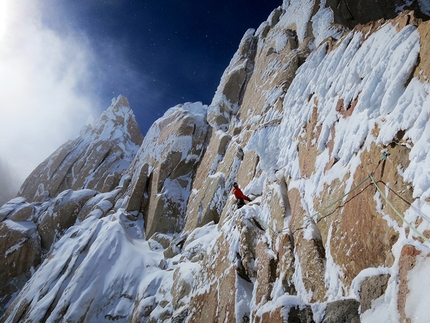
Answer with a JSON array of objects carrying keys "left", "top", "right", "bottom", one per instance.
[
  {"left": 293, "top": 229, "right": 327, "bottom": 303},
  {"left": 322, "top": 299, "right": 360, "bottom": 323},
  {"left": 187, "top": 249, "right": 239, "bottom": 323},
  {"left": 326, "top": 141, "right": 410, "bottom": 287},
  {"left": 8, "top": 203, "right": 34, "bottom": 222},
  {"left": 235, "top": 150, "right": 260, "bottom": 190},
  {"left": 276, "top": 233, "right": 296, "bottom": 296},
  {"left": 327, "top": 0, "right": 428, "bottom": 29},
  {"left": 238, "top": 215, "right": 263, "bottom": 280},
  {"left": 359, "top": 274, "right": 390, "bottom": 312},
  {"left": 255, "top": 304, "right": 315, "bottom": 323},
  {"left": 259, "top": 174, "right": 292, "bottom": 235},
  {"left": 125, "top": 163, "right": 150, "bottom": 216},
  {"left": 288, "top": 187, "right": 307, "bottom": 234},
  {"left": 18, "top": 95, "right": 143, "bottom": 202},
  {"left": 414, "top": 20, "right": 430, "bottom": 83},
  {"left": 207, "top": 31, "right": 257, "bottom": 130},
  {"left": 297, "top": 107, "right": 321, "bottom": 178},
  {"left": 171, "top": 267, "right": 193, "bottom": 310},
  {"left": 77, "top": 189, "right": 120, "bottom": 222},
  {"left": 254, "top": 239, "right": 278, "bottom": 305},
  {"left": 37, "top": 189, "right": 97, "bottom": 250},
  {"left": 0, "top": 197, "right": 34, "bottom": 223},
  {"left": 254, "top": 306, "right": 285, "bottom": 323},
  {"left": 185, "top": 139, "right": 242, "bottom": 232},
  {"left": 0, "top": 220, "right": 41, "bottom": 314},
  {"left": 125, "top": 103, "right": 209, "bottom": 238}
]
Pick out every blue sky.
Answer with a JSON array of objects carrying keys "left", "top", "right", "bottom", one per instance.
[
  {"left": 40, "top": 0, "right": 282, "bottom": 133},
  {"left": 0, "top": 0, "right": 281, "bottom": 202}
]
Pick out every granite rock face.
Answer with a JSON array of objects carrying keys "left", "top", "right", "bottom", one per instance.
[
  {"left": 327, "top": 0, "right": 430, "bottom": 28},
  {"left": 18, "top": 95, "right": 143, "bottom": 202},
  {"left": 0, "top": 220, "right": 40, "bottom": 317},
  {"left": 124, "top": 102, "right": 209, "bottom": 238},
  {"left": 0, "top": 96, "right": 143, "bottom": 317},
  {"left": 2, "top": 1, "right": 430, "bottom": 322}
]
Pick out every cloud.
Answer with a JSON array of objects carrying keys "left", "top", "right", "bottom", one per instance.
[
  {"left": 0, "top": 0, "right": 102, "bottom": 202},
  {"left": 0, "top": 156, "right": 17, "bottom": 206}
]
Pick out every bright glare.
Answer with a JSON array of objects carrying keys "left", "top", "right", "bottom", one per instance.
[
  {"left": 0, "top": 0, "right": 101, "bottom": 202},
  {"left": 0, "top": 1, "right": 7, "bottom": 41}
]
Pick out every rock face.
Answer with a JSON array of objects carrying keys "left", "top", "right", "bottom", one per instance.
[
  {"left": 18, "top": 95, "right": 143, "bottom": 202},
  {"left": 0, "top": 220, "right": 40, "bottom": 314},
  {"left": 327, "top": 0, "right": 430, "bottom": 28},
  {"left": 2, "top": 1, "right": 430, "bottom": 323},
  {"left": 0, "top": 97, "right": 142, "bottom": 317},
  {"left": 124, "top": 102, "right": 209, "bottom": 238}
]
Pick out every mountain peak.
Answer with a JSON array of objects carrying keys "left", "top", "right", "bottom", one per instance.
[
  {"left": 17, "top": 95, "right": 143, "bottom": 203},
  {"left": 2, "top": 2, "right": 430, "bottom": 322}
]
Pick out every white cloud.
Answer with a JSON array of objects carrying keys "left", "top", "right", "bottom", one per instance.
[{"left": 0, "top": 0, "right": 102, "bottom": 201}]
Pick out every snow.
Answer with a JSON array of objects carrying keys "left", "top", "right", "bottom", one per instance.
[
  {"left": 312, "top": 6, "right": 344, "bottom": 46},
  {"left": 249, "top": 21, "right": 428, "bottom": 207},
  {"left": 405, "top": 250, "right": 430, "bottom": 322},
  {"left": 4, "top": 219, "right": 36, "bottom": 233},
  {"left": 4, "top": 4, "right": 430, "bottom": 323},
  {"left": 3, "top": 220, "right": 37, "bottom": 256},
  {"left": 359, "top": 271, "right": 401, "bottom": 323},
  {"left": 235, "top": 277, "right": 253, "bottom": 321},
  {"left": 280, "top": 0, "right": 315, "bottom": 42},
  {"left": 135, "top": 102, "right": 207, "bottom": 163},
  {"left": 4, "top": 212, "right": 164, "bottom": 323},
  {"left": 246, "top": 15, "right": 430, "bottom": 323}
]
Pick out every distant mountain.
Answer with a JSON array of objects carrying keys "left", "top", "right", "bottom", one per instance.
[{"left": 2, "top": 1, "right": 430, "bottom": 322}]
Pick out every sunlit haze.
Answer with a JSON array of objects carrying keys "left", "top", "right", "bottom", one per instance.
[
  {"left": 0, "top": 0, "right": 282, "bottom": 205},
  {"left": 0, "top": 1, "right": 8, "bottom": 40},
  {"left": 0, "top": 0, "right": 101, "bottom": 202}
]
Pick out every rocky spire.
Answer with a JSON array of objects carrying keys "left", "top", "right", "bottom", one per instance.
[
  {"left": 18, "top": 95, "right": 143, "bottom": 202},
  {"left": 2, "top": 2, "right": 430, "bottom": 322}
]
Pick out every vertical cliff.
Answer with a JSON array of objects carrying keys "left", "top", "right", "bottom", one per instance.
[{"left": 1, "top": 1, "right": 430, "bottom": 322}]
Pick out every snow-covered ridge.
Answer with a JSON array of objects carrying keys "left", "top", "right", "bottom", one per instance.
[
  {"left": 2, "top": 2, "right": 430, "bottom": 323},
  {"left": 16, "top": 95, "right": 143, "bottom": 203}
]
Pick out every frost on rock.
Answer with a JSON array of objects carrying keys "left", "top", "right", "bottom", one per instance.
[
  {"left": 18, "top": 95, "right": 143, "bottom": 202},
  {"left": 2, "top": 4, "right": 430, "bottom": 323},
  {"left": 124, "top": 102, "right": 210, "bottom": 238}
]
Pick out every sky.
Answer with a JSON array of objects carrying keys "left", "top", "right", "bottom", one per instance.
[{"left": 0, "top": 0, "right": 281, "bottom": 204}]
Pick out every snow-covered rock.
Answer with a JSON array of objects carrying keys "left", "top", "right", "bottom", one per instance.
[
  {"left": 0, "top": 220, "right": 40, "bottom": 315},
  {"left": 18, "top": 95, "right": 143, "bottom": 202},
  {"left": 37, "top": 189, "right": 98, "bottom": 249},
  {"left": 123, "top": 102, "right": 209, "bottom": 238},
  {"left": 2, "top": 2, "right": 430, "bottom": 323},
  {"left": 0, "top": 96, "right": 143, "bottom": 316}
]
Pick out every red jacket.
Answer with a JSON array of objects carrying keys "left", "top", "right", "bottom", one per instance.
[{"left": 233, "top": 187, "right": 250, "bottom": 201}]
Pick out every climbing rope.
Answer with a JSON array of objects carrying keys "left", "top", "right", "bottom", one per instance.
[
  {"left": 260, "top": 152, "right": 430, "bottom": 246},
  {"left": 312, "top": 175, "right": 371, "bottom": 224},
  {"left": 286, "top": 175, "right": 371, "bottom": 235},
  {"left": 369, "top": 174, "right": 430, "bottom": 245}
]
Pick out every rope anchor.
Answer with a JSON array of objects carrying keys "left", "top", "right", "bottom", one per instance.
[{"left": 265, "top": 152, "right": 430, "bottom": 246}]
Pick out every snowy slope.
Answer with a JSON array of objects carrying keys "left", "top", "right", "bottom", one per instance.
[{"left": 2, "top": 1, "right": 430, "bottom": 323}]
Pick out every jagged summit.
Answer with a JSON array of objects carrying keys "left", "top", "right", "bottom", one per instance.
[
  {"left": 18, "top": 94, "right": 143, "bottom": 203},
  {"left": 1, "top": 1, "right": 430, "bottom": 322},
  {"left": 123, "top": 101, "right": 209, "bottom": 238}
]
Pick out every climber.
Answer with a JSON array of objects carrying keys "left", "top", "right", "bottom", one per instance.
[{"left": 232, "top": 182, "right": 251, "bottom": 209}]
